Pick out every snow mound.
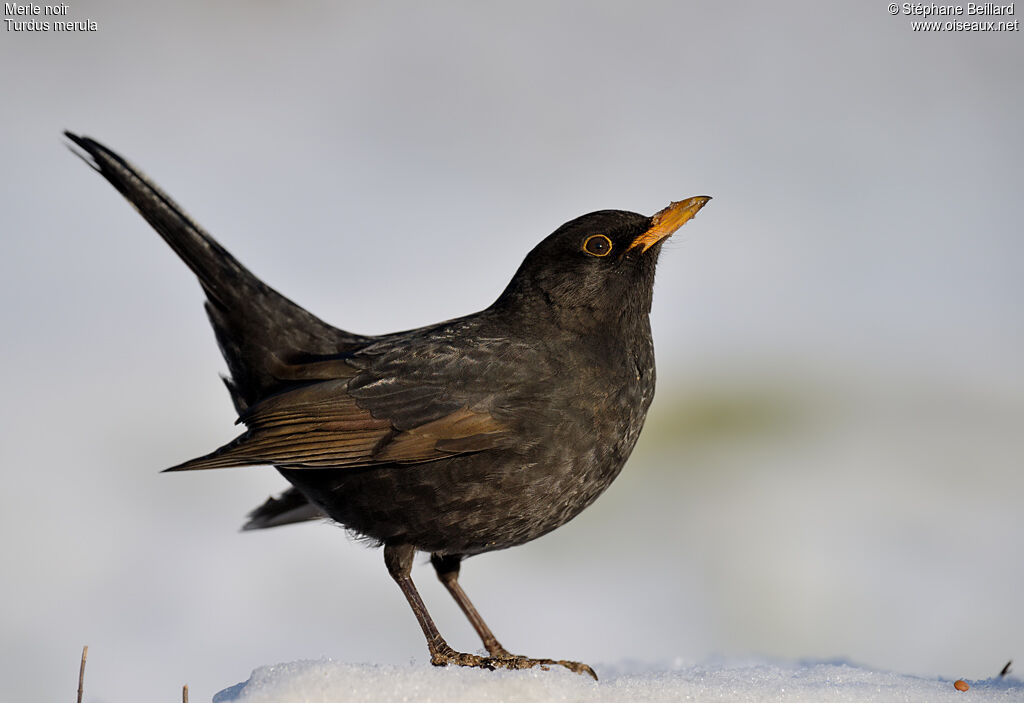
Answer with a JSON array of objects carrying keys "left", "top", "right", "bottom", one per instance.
[{"left": 213, "top": 659, "right": 1021, "bottom": 703}]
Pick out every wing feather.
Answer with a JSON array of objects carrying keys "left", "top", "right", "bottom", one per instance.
[{"left": 165, "top": 379, "right": 509, "bottom": 472}]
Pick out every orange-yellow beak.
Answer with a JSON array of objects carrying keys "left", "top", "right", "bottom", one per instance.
[{"left": 628, "top": 195, "right": 711, "bottom": 253}]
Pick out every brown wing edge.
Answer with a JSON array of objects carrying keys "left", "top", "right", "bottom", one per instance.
[{"left": 163, "top": 398, "right": 511, "bottom": 472}]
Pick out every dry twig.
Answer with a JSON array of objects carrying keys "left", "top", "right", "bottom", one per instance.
[{"left": 77, "top": 646, "right": 88, "bottom": 703}]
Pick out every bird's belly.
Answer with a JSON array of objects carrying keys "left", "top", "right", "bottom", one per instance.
[{"left": 279, "top": 408, "right": 644, "bottom": 555}]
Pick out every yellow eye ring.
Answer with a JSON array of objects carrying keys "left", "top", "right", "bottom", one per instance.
[{"left": 582, "top": 234, "right": 612, "bottom": 257}]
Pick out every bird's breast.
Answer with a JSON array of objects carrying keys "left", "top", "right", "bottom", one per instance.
[{"left": 481, "top": 329, "right": 656, "bottom": 541}]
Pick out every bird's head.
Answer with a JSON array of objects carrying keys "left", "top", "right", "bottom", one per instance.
[{"left": 494, "top": 196, "right": 711, "bottom": 331}]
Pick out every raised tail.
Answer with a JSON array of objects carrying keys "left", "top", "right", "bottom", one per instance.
[{"left": 65, "top": 132, "right": 370, "bottom": 411}]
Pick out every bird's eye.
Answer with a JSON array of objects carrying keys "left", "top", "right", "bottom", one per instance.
[{"left": 582, "top": 234, "right": 612, "bottom": 257}]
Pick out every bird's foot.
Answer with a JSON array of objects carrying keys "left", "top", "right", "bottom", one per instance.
[
  {"left": 491, "top": 653, "right": 598, "bottom": 681},
  {"left": 430, "top": 644, "right": 597, "bottom": 680}
]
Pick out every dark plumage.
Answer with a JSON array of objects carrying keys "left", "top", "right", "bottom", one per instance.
[{"left": 66, "top": 131, "right": 710, "bottom": 679}]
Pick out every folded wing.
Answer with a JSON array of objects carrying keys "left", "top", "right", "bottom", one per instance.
[{"left": 165, "top": 377, "right": 511, "bottom": 472}]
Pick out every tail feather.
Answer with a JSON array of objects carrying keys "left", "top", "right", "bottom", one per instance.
[
  {"left": 66, "top": 132, "right": 370, "bottom": 409},
  {"left": 243, "top": 488, "right": 326, "bottom": 530}
]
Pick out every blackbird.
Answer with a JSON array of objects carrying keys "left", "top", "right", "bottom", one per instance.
[{"left": 66, "top": 131, "right": 710, "bottom": 680}]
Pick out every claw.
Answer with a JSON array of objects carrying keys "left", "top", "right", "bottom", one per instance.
[{"left": 430, "top": 644, "right": 597, "bottom": 680}]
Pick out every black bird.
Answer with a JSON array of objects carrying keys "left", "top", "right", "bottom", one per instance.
[{"left": 66, "top": 132, "right": 710, "bottom": 680}]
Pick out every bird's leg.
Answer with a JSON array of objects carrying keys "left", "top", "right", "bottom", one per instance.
[
  {"left": 384, "top": 544, "right": 596, "bottom": 679},
  {"left": 428, "top": 551, "right": 598, "bottom": 681},
  {"left": 384, "top": 543, "right": 467, "bottom": 665},
  {"left": 430, "top": 553, "right": 511, "bottom": 658}
]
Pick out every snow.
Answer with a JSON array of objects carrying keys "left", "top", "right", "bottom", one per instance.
[{"left": 214, "top": 659, "right": 1022, "bottom": 703}]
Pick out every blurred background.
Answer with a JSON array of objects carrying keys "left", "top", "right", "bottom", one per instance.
[{"left": 2, "top": 2, "right": 1021, "bottom": 701}]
